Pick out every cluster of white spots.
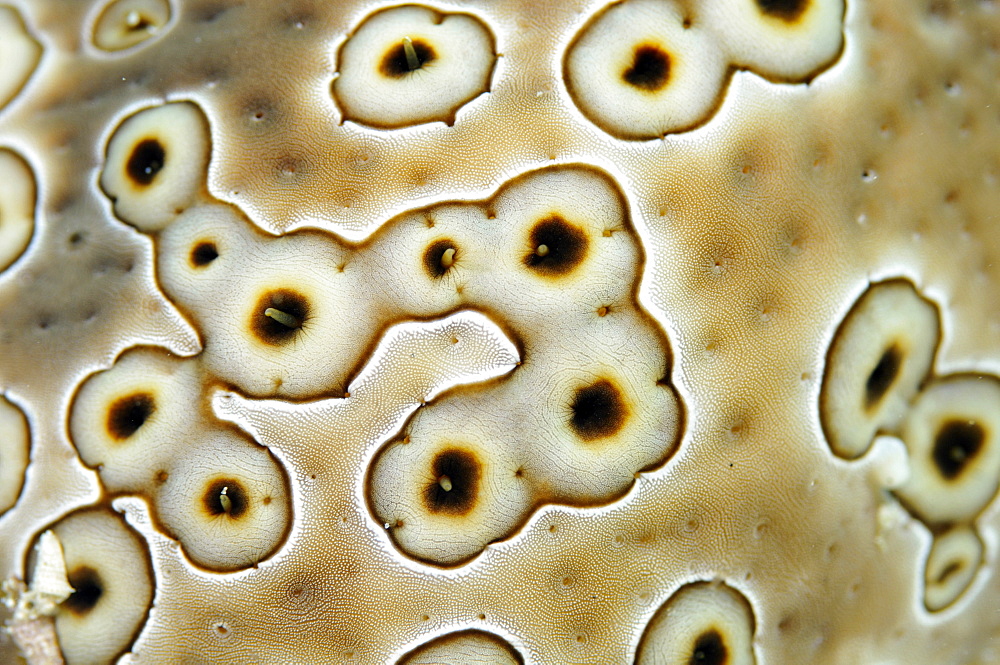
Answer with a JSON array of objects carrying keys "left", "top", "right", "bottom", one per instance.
[
  {"left": 69, "top": 347, "right": 291, "bottom": 572},
  {"left": 100, "top": 100, "right": 683, "bottom": 568},
  {"left": 564, "top": 0, "right": 844, "bottom": 139},
  {"left": 157, "top": 201, "right": 358, "bottom": 398},
  {"left": 0, "top": 5, "right": 41, "bottom": 111},
  {"left": 26, "top": 508, "right": 153, "bottom": 665},
  {"left": 636, "top": 581, "right": 756, "bottom": 665},
  {"left": 820, "top": 280, "right": 1000, "bottom": 611},
  {"left": 91, "top": 0, "right": 172, "bottom": 52},
  {"left": 332, "top": 5, "right": 497, "bottom": 128},
  {"left": 362, "top": 169, "right": 681, "bottom": 565},
  {"left": 0, "top": 395, "right": 29, "bottom": 516}
]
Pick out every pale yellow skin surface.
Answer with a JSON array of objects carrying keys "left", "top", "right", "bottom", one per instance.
[{"left": 0, "top": 0, "right": 999, "bottom": 664}]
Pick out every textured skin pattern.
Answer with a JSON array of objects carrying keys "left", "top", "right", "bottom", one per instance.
[{"left": 1, "top": 0, "right": 999, "bottom": 663}]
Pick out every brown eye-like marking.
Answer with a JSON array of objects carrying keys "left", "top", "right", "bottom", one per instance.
[
  {"left": 65, "top": 566, "right": 104, "bottom": 615},
  {"left": 423, "top": 448, "right": 481, "bottom": 516},
  {"left": 125, "top": 138, "right": 165, "bottom": 186},
  {"left": 623, "top": 44, "right": 671, "bottom": 92},
  {"left": 92, "top": 0, "right": 172, "bottom": 52},
  {"left": 202, "top": 478, "right": 249, "bottom": 519},
  {"left": 756, "top": 0, "right": 810, "bottom": 22},
  {"left": 864, "top": 343, "right": 902, "bottom": 411},
  {"left": 380, "top": 38, "right": 436, "bottom": 77},
  {"left": 523, "top": 215, "right": 588, "bottom": 277},
  {"left": 935, "top": 560, "right": 963, "bottom": 584},
  {"left": 689, "top": 628, "right": 727, "bottom": 665},
  {"left": 190, "top": 241, "right": 219, "bottom": 267},
  {"left": 923, "top": 526, "right": 984, "bottom": 611},
  {"left": 570, "top": 379, "right": 629, "bottom": 441},
  {"left": 819, "top": 279, "right": 940, "bottom": 460},
  {"left": 635, "top": 582, "right": 756, "bottom": 665},
  {"left": 423, "top": 239, "right": 458, "bottom": 278},
  {"left": 636, "top": 581, "right": 756, "bottom": 665},
  {"left": 249, "top": 288, "right": 310, "bottom": 346},
  {"left": 106, "top": 392, "right": 155, "bottom": 441},
  {"left": 933, "top": 420, "right": 985, "bottom": 480}
]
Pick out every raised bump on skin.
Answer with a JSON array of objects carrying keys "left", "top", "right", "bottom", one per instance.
[
  {"left": 819, "top": 280, "right": 940, "bottom": 460},
  {"left": 0, "top": 6, "right": 41, "bottom": 111},
  {"left": 636, "top": 580, "right": 756, "bottom": 665},
  {"left": 332, "top": 5, "right": 497, "bottom": 128},
  {"left": 894, "top": 375, "right": 1000, "bottom": 525}
]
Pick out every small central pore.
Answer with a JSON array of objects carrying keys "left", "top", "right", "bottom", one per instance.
[
  {"left": 424, "top": 448, "right": 480, "bottom": 516},
  {"left": 250, "top": 288, "right": 309, "bottom": 345},
  {"left": 865, "top": 343, "right": 902, "bottom": 411},
  {"left": 380, "top": 37, "right": 436, "bottom": 77},
  {"left": 689, "top": 628, "right": 727, "bottom": 665},
  {"left": 933, "top": 419, "right": 985, "bottom": 480},
  {"left": 203, "top": 478, "right": 249, "bottom": 518},
  {"left": 126, "top": 138, "right": 166, "bottom": 186}
]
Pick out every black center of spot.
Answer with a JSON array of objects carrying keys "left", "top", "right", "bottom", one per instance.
[
  {"left": 756, "top": 0, "right": 809, "bottom": 21},
  {"left": 523, "top": 215, "right": 588, "bottom": 277},
  {"left": 936, "top": 560, "right": 964, "bottom": 583},
  {"left": 570, "top": 379, "right": 628, "bottom": 441},
  {"left": 933, "top": 419, "right": 985, "bottom": 480},
  {"left": 423, "top": 448, "right": 481, "bottom": 516},
  {"left": 65, "top": 566, "right": 103, "bottom": 615},
  {"left": 423, "top": 239, "right": 457, "bottom": 278},
  {"left": 126, "top": 138, "right": 166, "bottom": 186},
  {"left": 379, "top": 39, "right": 436, "bottom": 77},
  {"left": 249, "top": 288, "right": 309, "bottom": 346},
  {"left": 203, "top": 478, "right": 249, "bottom": 518},
  {"left": 126, "top": 14, "right": 153, "bottom": 32},
  {"left": 865, "top": 344, "right": 902, "bottom": 410},
  {"left": 190, "top": 241, "right": 219, "bottom": 267},
  {"left": 106, "top": 392, "right": 155, "bottom": 441},
  {"left": 689, "top": 629, "right": 728, "bottom": 665},
  {"left": 623, "top": 45, "right": 671, "bottom": 92}
]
